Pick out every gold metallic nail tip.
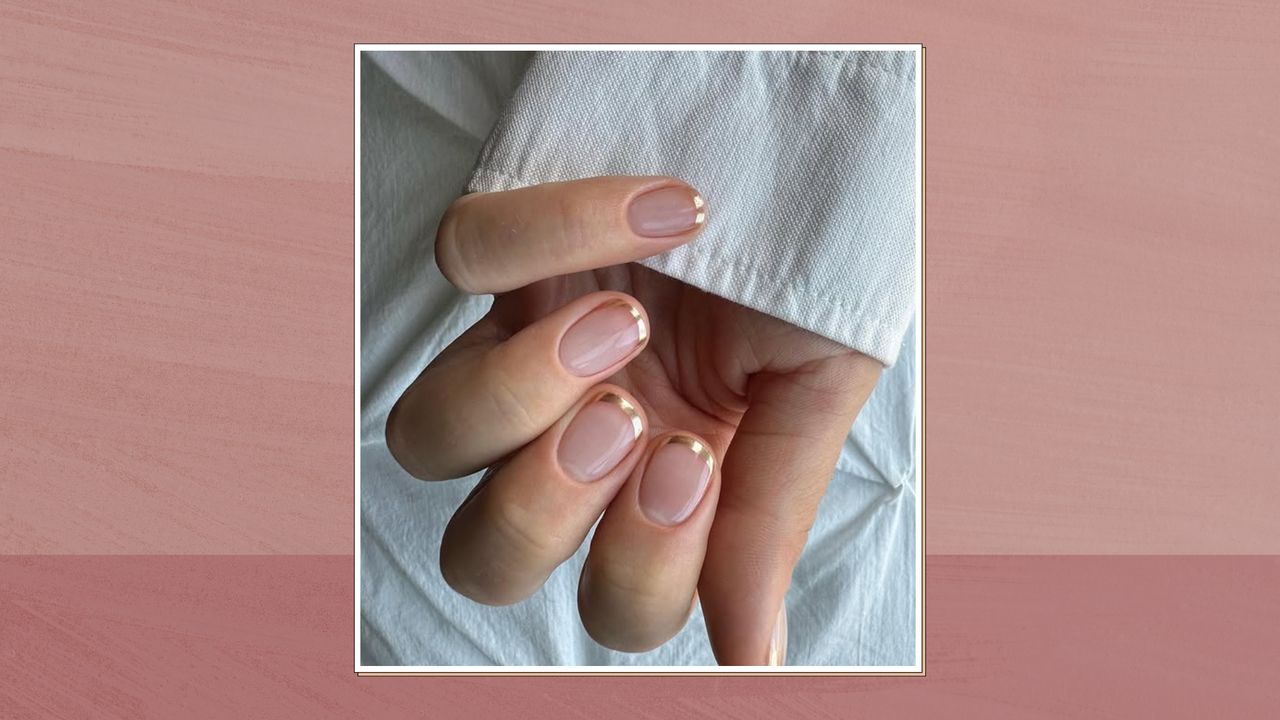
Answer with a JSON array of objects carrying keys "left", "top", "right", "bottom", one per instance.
[
  {"left": 665, "top": 435, "right": 715, "bottom": 474},
  {"left": 692, "top": 193, "right": 707, "bottom": 226},
  {"left": 625, "top": 303, "right": 648, "bottom": 343},
  {"left": 598, "top": 392, "right": 643, "bottom": 439}
]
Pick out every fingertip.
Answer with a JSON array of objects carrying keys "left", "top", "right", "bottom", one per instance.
[
  {"left": 555, "top": 292, "right": 650, "bottom": 379},
  {"left": 624, "top": 179, "right": 708, "bottom": 241},
  {"left": 636, "top": 432, "right": 717, "bottom": 528},
  {"left": 555, "top": 384, "right": 647, "bottom": 484}
]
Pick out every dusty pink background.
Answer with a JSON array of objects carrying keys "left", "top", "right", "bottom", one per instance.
[
  {"left": 5, "top": 1, "right": 1277, "bottom": 555},
  {"left": 4, "top": 555, "right": 1278, "bottom": 716},
  {"left": 2, "top": 0, "right": 1278, "bottom": 715}
]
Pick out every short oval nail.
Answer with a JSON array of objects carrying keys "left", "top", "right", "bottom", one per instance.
[
  {"left": 559, "top": 301, "right": 646, "bottom": 377},
  {"left": 638, "top": 436, "right": 714, "bottom": 526},
  {"left": 557, "top": 394, "right": 643, "bottom": 482},
  {"left": 627, "top": 186, "right": 706, "bottom": 238}
]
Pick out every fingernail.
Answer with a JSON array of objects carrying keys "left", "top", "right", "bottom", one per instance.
[
  {"left": 638, "top": 436, "right": 714, "bottom": 526},
  {"left": 559, "top": 301, "right": 646, "bottom": 377},
  {"left": 627, "top": 186, "right": 706, "bottom": 238},
  {"left": 766, "top": 604, "right": 788, "bottom": 667},
  {"left": 557, "top": 393, "right": 643, "bottom": 482}
]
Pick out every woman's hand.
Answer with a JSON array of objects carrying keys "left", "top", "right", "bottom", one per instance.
[{"left": 386, "top": 176, "right": 881, "bottom": 665}]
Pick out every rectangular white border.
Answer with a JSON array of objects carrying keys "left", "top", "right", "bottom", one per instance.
[{"left": 354, "top": 43, "right": 925, "bottom": 674}]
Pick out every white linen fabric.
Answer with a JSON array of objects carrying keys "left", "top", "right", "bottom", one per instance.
[
  {"left": 359, "top": 50, "right": 918, "bottom": 667},
  {"left": 468, "top": 50, "right": 918, "bottom": 366}
]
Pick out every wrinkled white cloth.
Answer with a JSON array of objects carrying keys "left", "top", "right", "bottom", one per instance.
[
  {"left": 468, "top": 50, "right": 918, "bottom": 366},
  {"left": 359, "top": 50, "right": 918, "bottom": 667}
]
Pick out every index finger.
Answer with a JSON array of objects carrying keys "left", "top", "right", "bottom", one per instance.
[{"left": 435, "top": 176, "right": 707, "bottom": 294}]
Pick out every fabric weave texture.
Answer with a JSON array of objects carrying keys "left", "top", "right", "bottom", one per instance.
[{"left": 468, "top": 50, "right": 918, "bottom": 365}]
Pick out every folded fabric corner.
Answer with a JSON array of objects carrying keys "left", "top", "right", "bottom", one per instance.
[{"left": 467, "top": 50, "right": 918, "bottom": 365}]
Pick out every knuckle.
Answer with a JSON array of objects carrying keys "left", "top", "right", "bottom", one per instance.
[
  {"left": 384, "top": 383, "right": 461, "bottom": 481},
  {"left": 580, "top": 560, "right": 685, "bottom": 652},
  {"left": 439, "top": 544, "right": 515, "bottom": 607},
  {"left": 552, "top": 191, "right": 597, "bottom": 257},
  {"left": 581, "top": 555, "right": 680, "bottom": 621},
  {"left": 482, "top": 360, "right": 545, "bottom": 440},
  {"left": 489, "top": 493, "right": 562, "bottom": 561},
  {"left": 384, "top": 393, "right": 431, "bottom": 479},
  {"left": 435, "top": 200, "right": 479, "bottom": 293},
  {"left": 439, "top": 504, "right": 544, "bottom": 607}
]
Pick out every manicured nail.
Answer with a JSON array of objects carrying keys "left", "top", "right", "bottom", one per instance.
[
  {"left": 638, "top": 436, "right": 714, "bottom": 526},
  {"left": 557, "top": 393, "right": 643, "bottom": 482},
  {"left": 766, "top": 604, "right": 787, "bottom": 667},
  {"left": 627, "top": 186, "right": 706, "bottom": 238},
  {"left": 559, "top": 301, "right": 646, "bottom": 377}
]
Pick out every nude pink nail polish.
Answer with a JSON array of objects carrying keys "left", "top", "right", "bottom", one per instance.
[
  {"left": 627, "top": 186, "right": 706, "bottom": 237},
  {"left": 558, "top": 301, "right": 646, "bottom": 377},
  {"left": 557, "top": 394, "right": 642, "bottom": 482},
  {"left": 638, "top": 436, "right": 714, "bottom": 526}
]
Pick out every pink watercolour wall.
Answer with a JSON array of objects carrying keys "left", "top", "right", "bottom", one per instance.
[{"left": 2, "top": 0, "right": 1277, "bottom": 716}]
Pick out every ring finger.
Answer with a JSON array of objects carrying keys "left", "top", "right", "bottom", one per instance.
[
  {"left": 577, "top": 432, "right": 721, "bottom": 652},
  {"left": 440, "top": 385, "right": 648, "bottom": 606}
]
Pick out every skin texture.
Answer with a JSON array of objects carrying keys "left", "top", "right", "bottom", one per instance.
[{"left": 386, "top": 177, "right": 881, "bottom": 665}]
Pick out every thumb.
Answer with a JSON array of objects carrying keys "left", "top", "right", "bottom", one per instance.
[{"left": 697, "top": 352, "right": 881, "bottom": 665}]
